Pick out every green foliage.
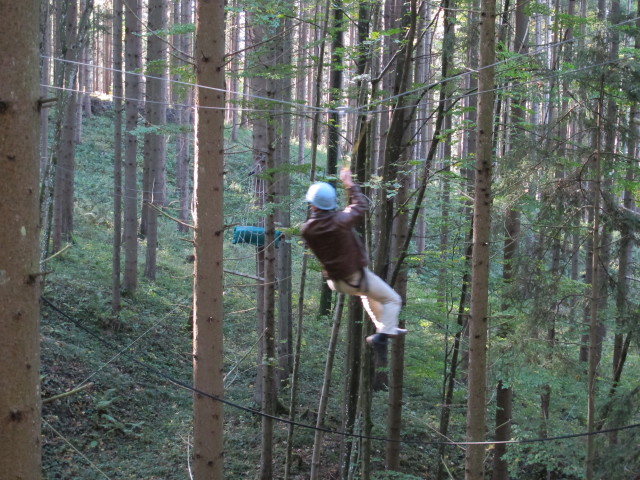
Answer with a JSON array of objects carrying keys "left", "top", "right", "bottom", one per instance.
[{"left": 372, "top": 471, "right": 425, "bottom": 479}]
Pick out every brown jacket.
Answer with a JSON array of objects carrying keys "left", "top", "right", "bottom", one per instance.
[{"left": 301, "top": 184, "right": 369, "bottom": 280}]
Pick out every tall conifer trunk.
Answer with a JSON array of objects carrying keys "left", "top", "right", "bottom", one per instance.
[
  {"left": 112, "top": 0, "right": 123, "bottom": 313},
  {"left": 123, "top": 0, "right": 141, "bottom": 293},
  {"left": 465, "top": 0, "right": 495, "bottom": 477},
  {"left": 142, "top": 0, "right": 167, "bottom": 281},
  {"left": 0, "top": 1, "right": 42, "bottom": 476},
  {"left": 492, "top": 0, "right": 527, "bottom": 476},
  {"left": 192, "top": 0, "right": 226, "bottom": 476}
]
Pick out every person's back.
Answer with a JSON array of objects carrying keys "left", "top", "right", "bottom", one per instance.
[{"left": 301, "top": 186, "right": 368, "bottom": 280}]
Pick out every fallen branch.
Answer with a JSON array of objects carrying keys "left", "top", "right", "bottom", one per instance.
[{"left": 42, "top": 383, "right": 94, "bottom": 404}]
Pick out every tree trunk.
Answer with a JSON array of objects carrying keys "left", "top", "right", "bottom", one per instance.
[
  {"left": 310, "top": 295, "right": 344, "bottom": 479},
  {"left": 174, "top": 0, "right": 193, "bottom": 234},
  {"left": 585, "top": 76, "right": 605, "bottom": 480},
  {"left": 192, "top": 0, "right": 226, "bottom": 475},
  {"left": 492, "top": 1, "right": 527, "bottom": 476},
  {"left": 0, "top": 1, "right": 42, "bottom": 476},
  {"left": 284, "top": 252, "right": 309, "bottom": 480},
  {"left": 247, "top": 12, "right": 279, "bottom": 477},
  {"left": 386, "top": 164, "right": 409, "bottom": 470},
  {"left": 123, "top": 0, "right": 141, "bottom": 293},
  {"left": 465, "top": 0, "right": 495, "bottom": 477},
  {"left": 142, "top": 0, "right": 167, "bottom": 281},
  {"left": 112, "top": 0, "right": 123, "bottom": 314},
  {"left": 339, "top": 13, "right": 370, "bottom": 470},
  {"left": 437, "top": 236, "right": 472, "bottom": 480},
  {"left": 52, "top": 0, "right": 80, "bottom": 252},
  {"left": 260, "top": 169, "right": 277, "bottom": 480},
  {"left": 275, "top": 13, "right": 294, "bottom": 388}
]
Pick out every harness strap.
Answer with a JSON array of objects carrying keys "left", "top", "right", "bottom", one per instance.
[{"left": 343, "top": 268, "right": 367, "bottom": 291}]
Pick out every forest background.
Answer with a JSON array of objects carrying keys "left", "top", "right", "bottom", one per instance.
[{"left": 1, "top": 0, "right": 640, "bottom": 478}]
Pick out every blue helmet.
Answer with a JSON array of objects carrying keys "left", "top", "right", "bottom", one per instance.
[{"left": 306, "top": 182, "right": 337, "bottom": 210}]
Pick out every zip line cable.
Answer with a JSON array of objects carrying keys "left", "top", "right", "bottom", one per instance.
[
  {"left": 41, "top": 296, "right": 640, "bottom": 448},
  {"left": 72, "top": 304, "right": 185, "bottom": 390},
  {"left": 42, "top": 44, "right": 631, "bottom": 122}
]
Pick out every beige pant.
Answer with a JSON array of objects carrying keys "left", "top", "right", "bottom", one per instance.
[{"left": 327, "top": 268, "right": 402, "bottom": 335}]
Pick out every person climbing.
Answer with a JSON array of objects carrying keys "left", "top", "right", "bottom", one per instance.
[{"left": 301, "top": 167, "right": 406, "bottom": 346}]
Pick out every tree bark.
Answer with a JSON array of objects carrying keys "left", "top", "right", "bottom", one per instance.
[
  {"left": 386, "top": 164, "right": 409, "bottom": 470},
  {"left": 112, "top": 0, "right": 123, "bottom": 314},
  {"left": 192, "top": 0, "right": 226, "bottom": 475},
  {"left": 123, "top": 0, "right": 142, "bottom": 293},
  {"left": 174, "top": 0, "right": 193, "bottom": 234},
  {"left": 310, "top": 295, "right": 344, "bottom": 479},
  {"left": 275, "top": 13, "right": 294, "bottom": 388},
  {"left": 143, "top": 0, "right": 167, "bottom": 281},
  {"left": 585, "top": 76, "right": 605, "bottom": 480},
  {"left": 465, "top": 0, "right": 495, "bottom": 477},
  {"left": 492, "top": 0, "right": 527, "bottom": 476},
  {"left": 0, "top": 1, "right": 42, "bottom": 475},
  {"left": 52, "top": 0, "right": 93, "bottom": 253}
]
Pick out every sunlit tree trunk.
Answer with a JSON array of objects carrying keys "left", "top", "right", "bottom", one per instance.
[
  {"left": 295, "top": 19, "right": 308, "bottom": 164},
  {"left": 339, "top": 5, "right": 371, "bottom": 473},
  {"left": 174, "top": 0, "right": 193, "bottom": 234},
  {"left": 192, "top": 0, "right": 226, "bottom": 475},
  {"left": 465, "top": 0, "right": 495, "bottom": 477},
  {"left": 0, "top": 2, "right": 42, "bottom": 476}
]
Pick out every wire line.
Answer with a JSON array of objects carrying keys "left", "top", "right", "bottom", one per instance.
[
  {"left": 41, "top": 296, "right": 640, "bottom": 448},
  {"left": 43, "top": 419, "right": 114, "bottom": 479}
]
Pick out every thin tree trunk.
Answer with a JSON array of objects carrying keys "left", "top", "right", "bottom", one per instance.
[
  {"left": 275, "top": 13, "right": 294, "bottom": 388},
  {"left": 492, "top": 0, "right": 527, "bottom": 476},
  {"left": 52, "top": 0, "right": 80, "bottom": 252},
  {"left": 174, "top": 0, "right": 193, "bottom": 234},
  {"left": 143, "top": 0, "right": 167, "bottom": 281},
  {"left": 284, "top": 253, "right": 309, "bottom": 480},
  {"left": 260, "top": 146, "right": 277, "bottom": 480},
  {"left": 229, "top": 5, "right": 241, "bottom": 142},
  {"left": 247, "top": 14, "right": 279, "bottom": 477},
  {"left": 123, "top": 0, "right": 141, "bottom": 293},
  {"left": 437, "top": 236, "right": 472, "bottom": 480},
  {"left": 339, "top": 10, "right": 371, "bottom": 470},
  {"left": 585, "top": 76, "right": 605, "bottom": 480},
  {"left": 310, "top": 295, "right": 345, "bottom": 479},
  {"left": 340, "top": 296, "right": 364, "bottom": 479},
  {"left": 192, "top": 0, "right": 226, "bottom": 475},
  {"left": 112, "top": 0, "right": 123, "bottom": 314},
  {"left": 465, "top": 0, "right": 495, "bottom": 476},
  {"left": 607, "top": 14, "right": 639, "bottom": 439},
  {"left": 386, "top": 164, "right": 409, "bottom": 470}
]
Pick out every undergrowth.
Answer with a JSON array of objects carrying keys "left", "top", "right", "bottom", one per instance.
[{"left": 40, "top": 108, "right": 640, "bottom": 479}]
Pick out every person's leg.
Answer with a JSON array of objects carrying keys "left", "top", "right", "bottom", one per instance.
[{"left": 359, "top": 269, "right": 403, "bottom": 335}]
